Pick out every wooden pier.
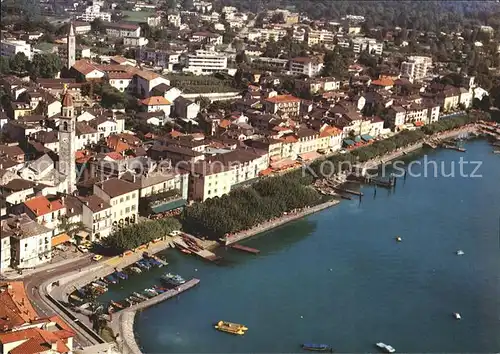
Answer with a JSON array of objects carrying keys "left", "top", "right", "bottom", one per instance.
[
  {"left": 441, "top": 144, "right": 466, "bottom": 152},
  {"left": 332, "top": 186, "right": 363, "bottom": 196},
  {"left": 347, "top": 174, "right": 394, "bottom": 189},
  {"left": 230, "top": 243, "right": 260, "bottom": 254}
]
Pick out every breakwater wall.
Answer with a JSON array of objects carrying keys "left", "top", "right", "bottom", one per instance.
[
  {"left": 113, "top": 278, "right": 201, "bottom": 354},
  {"left": 225, "top": 200, "right": 341, "bottom": 245}
]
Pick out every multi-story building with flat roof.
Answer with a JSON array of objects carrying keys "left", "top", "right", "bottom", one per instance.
[
  {"left": 1, "top": 40, "right": 32, "bottom": 60},
  {"left": 400, "top": 56, "right": 432, "bottom": 82},
  {"left": 184, "top": 50, "right": 228, "bottom": 75}
]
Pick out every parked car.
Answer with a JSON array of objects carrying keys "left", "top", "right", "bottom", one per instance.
[
  {"left": 77, "top": 245, "right": 89, "bottom": 253},
  {"left": 92, "top": 254, "right": 103, "bottom": 261}
]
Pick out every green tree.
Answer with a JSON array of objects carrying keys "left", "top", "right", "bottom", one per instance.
[
  {"left": 0, "top": 57, "right": 10, "bottom": 74},
  {"left": 28, "top": 53, "right": 62, "bottom": 79},
  {"left": 9, "top": 52, "right": 28, "bottom": 73}
]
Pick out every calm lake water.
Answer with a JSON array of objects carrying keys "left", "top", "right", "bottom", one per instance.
[{"left": 104, "top": 140, "right": 500, "bottom": 353}]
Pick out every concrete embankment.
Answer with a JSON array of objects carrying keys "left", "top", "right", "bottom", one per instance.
[
  {"left": 112, "top": 278, "right": 201, "bottom": 354},
  {"left": 225, "top": 199, "right": 341, "bottom": 245}
]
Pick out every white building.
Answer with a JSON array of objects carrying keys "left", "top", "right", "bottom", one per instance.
[
  {"left": 167, "top": 13, "right": 182, "bottom": 27},
  {"left": 124, "top": 36, "right": 149, "bottom": 47},
  {"left": 306, "top": 29, "right": 335, "bottom": 46},
  {"left": 94, "top": 178, "right": 139, "bottom": 227},
  {"left": 191, "top": 32, "right": 223, "bottom": 45},
  {"left": 76, "top": 4, "right": 111, "bottom": 22},
  {"left": 80, "top": 195, "right": 113, "bottom": 241},
  {"left": 289, "top": 57, "right": 324, "bottom": 77},
  {"left": 184, "top": 50, "right": 228, "bottom": 75},
  {"left": 1, "top": 40, "right": 32, "bottom": 60},
  {"left": 352, "top": 37, "right": 383, "bottom": 55},
  {"left": 2, "top": 214, "right": 53, "bottom": 269},
  {"left": 247, "top": 28, "right": 288, "bottom": 42},
  {"left": 140, "top": 96, "right": 172, "bottom": 116},
  {"left": 105, "top": 23, "right": 141, "bottom": 38},
  {"left": 400, "top": 56, "right": 432, "bottom": 82}
]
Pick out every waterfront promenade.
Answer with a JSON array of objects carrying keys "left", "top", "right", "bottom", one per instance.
[
  {"left": 224, "top": 199, "right": 341, "bottom": 245},
  {"left": 112, "top": 278, "right": 201, "bottom": 354}
]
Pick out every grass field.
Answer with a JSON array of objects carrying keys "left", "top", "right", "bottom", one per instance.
[{"left": 121, "top": 10, "right": 154, "bottom": 23}]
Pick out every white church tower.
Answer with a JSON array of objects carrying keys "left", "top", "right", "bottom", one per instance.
[
  {"left": 58, "top": 86, "right": 76, "bottom": 194},
  {"left": 67, "top": 22, "right": 76, "bottom": 68}
]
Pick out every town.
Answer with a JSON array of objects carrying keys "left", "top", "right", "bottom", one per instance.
[{"left": 1, "top": 0, "right": 500, "bottom": 353}]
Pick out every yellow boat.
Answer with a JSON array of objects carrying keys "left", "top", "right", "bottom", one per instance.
[{"left": 214, "top": 321, "right": 248, "bottom": 335}]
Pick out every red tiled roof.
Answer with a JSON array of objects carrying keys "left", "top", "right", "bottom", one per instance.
[
  {"left": 61, "top": 91, "right": 73, "bottom": 107},
  {"left": 72, "top": 60, "right": 100, "bottom": 75},
  {"left": 104, "top": 151, "right": 124, "bottom": 160},
  {"left": 265, "top": 95, "right": 301, "bottom": 104},
  {"left": 371, "top": 78, "right": 394, "bottom": 87},
  {"left": 24, "top": 196, "right": 64, "bottom": 217},
  {"left": 140, "top": 96, "right": 171, "bottom": 106},
  {"left": 0, "top": 282, "right": 38, "bottom": 331}
]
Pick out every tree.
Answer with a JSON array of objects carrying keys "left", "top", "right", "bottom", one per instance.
[
  {"left": 91, "top": 18, "right": 106, "bottom": 34},
  {"left": 0, "top": 57, "right": 10, "bottom": 74},
  {"left": 28, "top": 53, "right": 61, "bottom": 79},
  {"left": 9, "top": 52, "right": 28, "bottom": 73},
  {"left": 235, "top": 51, "right": 248, "bottom": 64},
  {"left": 59, "top": 216, "right": 89, "bottom": 239},
  {"left": 270, "top": 12, "right": 285, "bottom": 24}
]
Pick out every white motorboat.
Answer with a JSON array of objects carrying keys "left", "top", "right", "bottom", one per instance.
[
  {"left": 453, "top": 312, "right": 461, "bottom": 320},
  {"left": 376, "top": 342, "right": 396, "bottom": 353},
  {"left": 456, "top": 250, "right": 464, "bottom": 256}
]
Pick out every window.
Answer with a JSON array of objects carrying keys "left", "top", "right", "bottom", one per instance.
[
  {"left": 120, "top": 197, "right": 124, "bottom": 203},
  {"left": 132, "top": 193, "right": 136, "bottom": 198},
  {"left": 207, "top": 190, "right": 211, "bottom": 195},
  {"left": 126, "top": 195, "right": 130, "bottom": 201},
  {"left": 131, "top": 205, "right": 136, "bottom": 211},
  {"left": 125, "top": 207, "right": 130, "bottom": 213}
]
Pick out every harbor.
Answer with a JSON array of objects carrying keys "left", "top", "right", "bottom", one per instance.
[{"left": 132, "top": 139, "right": 500, "bottom": 353}]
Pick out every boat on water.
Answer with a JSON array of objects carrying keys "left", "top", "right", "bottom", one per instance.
[
  {"left": 94, "top": 280, "right": 108, "bottom": 287},
  {"left": 132, "top": 292, "right": 148, "bottom": 301},
  {"left": 143, "top": 288, "right": 158, "bottom": 297},
  {"left": 114, "top": 271, "right": 128, "bottom": 280},
  {"left": 104, "top": 275, "right": 118, "bottom": 284},
  {"left": 129, "top": 295, "right": 144, "bottom": 303},
  {"left": 136, "top": 261, "right": 151, "bottom": 270},
  {"left": 214, "top": 321, "right": 248, "bottom": 335},
  {"left": 395, "top": 236, "right": 402, "bottom": 242},
  {"left": 454, "top": 312, "right": 462, "bottom": 320},
  {"left": 456, "top": 250, "right": 465, "bottom": 256},
  {"left": 128, "top": 266, "right": 142, "bottom": 274},
  {"left": 161, "top": 273, "right": 186, "bottom": 286},
  {"left": 147, "top": 258, "right": 163, "bottom": 267},
  {"left": 181, "top": 248, "right": 192, "bottom": 254},
  {"left": 110, "top": 300, "right": 124, "bottom": 309},
  {"left": 301, "top": 343, "right": 333, "bottom": 352},
  {"left": 375, "top": 342, "right": 396, "bottom": 353},
  {"left": 70, "top": 294, "right": 83, "bottom": 302}
]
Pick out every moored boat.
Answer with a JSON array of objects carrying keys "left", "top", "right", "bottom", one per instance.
[
  {"left": 214, "top": 321, "right": 248, "bottom": 335},
  {"left": 128, "top": 266, "right": 142, "bottom": 274},
  {"left": 181, "top": 248, "right": 192, "bottom": 254},
  {"left": 110, "top": 300, "right": 124, "bottom": 309},
  {"left": 114, "top": 271, "right": 128, "bottom": 280},
  {"left": 301, "top": 343, "right": 333, "bottom": 352},
  {"left": 104, "top": 275, "right": 118, "bottom": 284},
  {"left": 70, "top": 294, "right": 83, "bottom": 302},
  {"left": 132, "top": 292, "right": 148, "bottom": 300},
  {"left": 161, "top": 273, "right": 186, "bottom": 286}
]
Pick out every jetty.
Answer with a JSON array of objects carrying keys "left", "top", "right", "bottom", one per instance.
[
  {"left": 113, "top": 279, "right": 200, "bottom": 354},
  {"left": 230, "top": 243, "right": 260, "bottom": 254},
  {"left": 441, "top": 143, "right": 466, "bottom": 152},
  {"left": 173, "top": 235, "right": 221, "bottom": 262},
  {"left": 347, "top": 174, "right": 395, "bottom": 189}
]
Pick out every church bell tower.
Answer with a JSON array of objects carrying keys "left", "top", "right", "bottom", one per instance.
[
  {"left": 67, "top": 22, "right": 76, "bottom": 68},
  {"left": 58, "top": 85, "right": 76, "bottom": 194}
]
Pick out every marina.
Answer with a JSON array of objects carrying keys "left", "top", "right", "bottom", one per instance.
[{"left": 133, "top": 140, "right": 500, "bottom": 353}]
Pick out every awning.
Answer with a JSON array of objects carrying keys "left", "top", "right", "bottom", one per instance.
[
  {"left": 151, "top": 198, "right": 187, "bottom": 214},
  {"left": 51, "top": 233, "right": 70, "bottom": 247},
  {"left": 259, "top": 168, "right": 273, "bottom": 176},
  {"left": 298, "top": 151, "right": 321, "bottom": 161},
  {"left": 361, "top": 134, "right": 374, "bottom": 142},
  {"left": 414, "top": 121, "right": 424, "bottom": 127},
  {"left": 343, "top": 139, "right": 355, "bottom": 146},
  {"left": 354, "top": 136, "right": 362, "bottom": 143},
  {"left": 270, "top": 158, "right": 296, "bottom": 169}
]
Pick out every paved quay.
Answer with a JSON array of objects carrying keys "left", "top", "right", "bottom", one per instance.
[
  {"left": 112, "top": 278, "right": 201, "bottom": 354},
  {"left": 225, "top": 199, "right": 341, "bottom": 245}
]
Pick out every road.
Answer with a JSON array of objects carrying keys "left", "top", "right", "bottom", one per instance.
[{"left": 23, "top": 255, "right": 96, "bottom": 348}]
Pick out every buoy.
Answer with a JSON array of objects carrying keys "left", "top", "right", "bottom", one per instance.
[
  {"left": 396, "top": 236, "right": 402, "bottom": 242},
  {"left": 300, "top": 315, "right": 303, "bottom": 319},
  {"left": 329, "top": 268, "right": 333, "bottom": 271},
  {"left": 195, "top": 268, "right": 198, "bottom": 271}
]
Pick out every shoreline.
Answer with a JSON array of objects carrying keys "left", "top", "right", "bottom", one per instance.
[
  {"left": 224, "top": 199, "right": 341, "bottom": 245},
  {"left": 112, "top": 278, "right": 200, "bottom": 354}
]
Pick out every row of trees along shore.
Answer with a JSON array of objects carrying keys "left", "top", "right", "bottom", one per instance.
[
  {"left": 101, "top": 217, "right": 181, "bottom": 253},
  {"left": 101, "top": 113, "right": 488, "bottom": 245},
  {"left": 181, "top": 173, "right": 327, "bottom": 239}
]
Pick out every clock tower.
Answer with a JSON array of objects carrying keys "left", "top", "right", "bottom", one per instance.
[{"left": 58, "top": 85, "right": 76, "bottom": 194}]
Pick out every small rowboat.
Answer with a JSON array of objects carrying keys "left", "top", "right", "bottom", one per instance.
[
  {"left": 181, "top": 248, "right": 192, "bottom": 254},
  {"left": 110, "top": 300, "right": 123, "bottom": 309},
  {"left": 302, "top": 343, "right": 333, "bottom": 352}
]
